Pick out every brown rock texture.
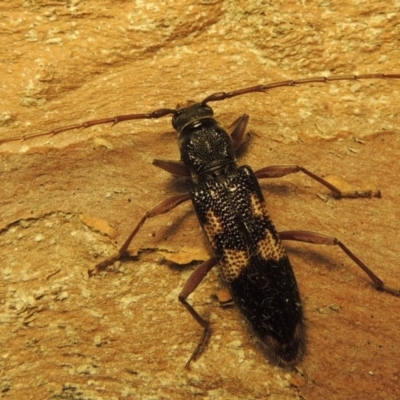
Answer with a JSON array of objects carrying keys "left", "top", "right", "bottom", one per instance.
[{"left": 1, "top": 1, "right": 400, "bottom": 399}]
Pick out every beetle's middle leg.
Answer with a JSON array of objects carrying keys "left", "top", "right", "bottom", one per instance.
[
  {"left": 227, "top": 114, "right": 380, "bottom": 200},
  {"left": 255, "top": 165, "right": 381, "bottom": 199},
  {"left": 90, "top": 193, "right": 191, "bottom": 276}
]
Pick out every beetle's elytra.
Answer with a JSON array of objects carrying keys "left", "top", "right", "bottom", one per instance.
[{"left": 2, "top": 74, "right": 400, "bottom": 367}]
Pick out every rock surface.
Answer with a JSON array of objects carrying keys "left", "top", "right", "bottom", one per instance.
[{"left": 1, "top": 1, "right": 400, "bottom": 399}]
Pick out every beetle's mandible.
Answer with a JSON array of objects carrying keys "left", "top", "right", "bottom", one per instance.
[{"left": 3, "top": 73, "right": 400, "bottom": 367}]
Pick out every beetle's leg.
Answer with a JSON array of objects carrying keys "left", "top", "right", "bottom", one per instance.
[
  {"left": 255, "top": 165, "right": 381, "bottom": 199},
  {"left": 178, "top": 257, "right": 218, "bottom": 368},
  {"left": 153, "top": 159, "right": 191, "bottom": 176},
  {"left": 229, "top": 114, "right": 250, "bottom": 150},
  {"left": 279, "top": 230, "right": 400, "bottom": 297},
  {"left": 89, "top": 193, "right": 191, "bottom": 276}
]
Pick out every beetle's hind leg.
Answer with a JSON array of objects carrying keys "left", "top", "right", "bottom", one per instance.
[
  {"left": 279, "top": 230, "right": 400, "bottom": 296},
  {"left": 178, "top": 257, "right": 218, "bottom": 368}
]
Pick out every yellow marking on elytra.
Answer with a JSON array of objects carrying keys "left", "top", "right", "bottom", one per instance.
[
  {"left": 250, "top": 193, "right": 270, "bottom": 218},
  {"left": 258, "top": 230, "right": 286, "bottom": 261},
  {"left": 203, "top": 209, "right": 224, "bottom": 249},
  {"left": 249, "top": 193, "right": 285, "bottom": 261},
  {"left": 221, "top": 249, "right": 250, "bottom": 282},
  {"left": 203, "top": 201, "right": 284, "bottom": 282},
  {"left": 203, "top": 209, "right": 250, "bottom": 282}
]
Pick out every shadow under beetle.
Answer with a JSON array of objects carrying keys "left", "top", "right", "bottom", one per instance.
[{"left": 3, "top": 73, "right": 400, "bottom": 367}]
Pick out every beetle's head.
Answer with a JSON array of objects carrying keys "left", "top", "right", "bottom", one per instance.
[{"left": 172, "top": 102, "right": 214, "bottom": 132}]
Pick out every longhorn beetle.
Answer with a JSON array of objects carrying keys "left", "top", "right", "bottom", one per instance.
[{"left": 2, "top": 73, "right": 400, "bottom": 367}]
